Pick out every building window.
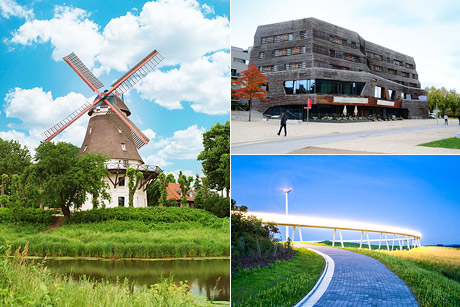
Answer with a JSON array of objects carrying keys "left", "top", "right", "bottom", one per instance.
[
  {"left": 121, "top": 143, "right": 127, "bottom": 151},
  {"left": 83, "top": 145, "right": 87, "bottom": 152},
  {"left": 118, "top": 127, "right": 122, "bottom": 134},
  {"left": 374, "top": 86, "right": 382, "bottom": 98},
  {"left": 406, "top": 63, "right": 414, "bottom": 69},
  {"left": 372, "top": 65, "right": 382, "bottom": 72},
  {"left": 89, "top": 126, "right": 92, "bottom": 135},
  {"left": 412, "top": 74, "right": 418, "bottom": 79},
  {"left": 284, "top": 81, "right": 294, "bottom": 94},
  {"left": 393, "top": 59, "right": 402, "bottom": 66},
  {"left": 300, "top": 46, "right": 306, "bottom": 53},
  {"left": 300, "top": 31, "right": 307, "bottom": 39},
  {"left": 402, "top": 72, "right": 409, "bottom": 78},
  {"left": 329, "top": 49, "right": 335, "bottom": 57},
  {"left": 285, "top": 63, "right": 292, "bottom": 70},
  {"left": 263, "top": 65, "right": 273, "bottom": 72},
  {"left": 351, "top": 42, "right": 357, "bottom": 48},
  {"left": 259, "top": 52, "right": 264, "bottom": 59},
  {"left": 118, "top": 177, "right": 125, "bottom": 186},
  {"left": 231, "top": 69, "right": 237, "bottom": 77},
  {"left": 374, "top": 54, "right": 382, "bottom": 61},
  {"left": 288, "top": 33, "right": 293, "bottom": 40},
  {"left": 388, "top": 68, "right": 397, "bottom": 75},
  {"left": 233, "top": 57, "right": 246, "bottom": 64},
  {"left": 286, "top": 48, "right": 292, "bottom": 56},
  {"left": 118, "top": 197, "right": 125, "bottom": 207},
  {"left": 273, "top": 65, "right": 278, "bottom": 72}
]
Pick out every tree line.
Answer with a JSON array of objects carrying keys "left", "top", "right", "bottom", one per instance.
[
  {"left": 426, "top": 86, "right": 460, "bottom": 116},
  {"left": 0, "top": 121, "right": 230, "bottom": 218}
]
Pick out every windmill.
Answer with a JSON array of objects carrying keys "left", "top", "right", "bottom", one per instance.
[{"left": 41, "top": 50, "right": 164, "bottom": 209}]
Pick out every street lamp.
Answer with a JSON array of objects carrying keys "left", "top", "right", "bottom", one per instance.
[{"left": 283, "top": 188, "right": 292, "bottom": 241}]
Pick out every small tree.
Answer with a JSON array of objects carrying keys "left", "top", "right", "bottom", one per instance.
[
  {"left": 232, "top": 62, "right": 268, "bottom": 121},
  {"left": 0, "top": 174, "right": 8, "bottom": 208},
  {"left": 178, "top": 171, "right": 193, "bottom": 207},
  {"left": 157, "top": 172, "right": 175, "bottom": 206},
  {"left": 126, "top": 168, "right": 144, "bottom": 207}
]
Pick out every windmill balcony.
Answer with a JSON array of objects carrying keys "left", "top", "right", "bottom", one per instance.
[{"left": 104, "top": 162, "right": 162, "bottom": 174}]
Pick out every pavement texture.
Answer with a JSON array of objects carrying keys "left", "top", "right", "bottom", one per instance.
[
  {"left": 300, "top": 245, "right": 418, "bottom": 307},
  {"left": 231, "top": 115, "right": 460, "bottom": 154}
]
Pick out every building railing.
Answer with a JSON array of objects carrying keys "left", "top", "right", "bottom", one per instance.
[{"left": 104, "top": 162, "right": 161, "bottom": 173}]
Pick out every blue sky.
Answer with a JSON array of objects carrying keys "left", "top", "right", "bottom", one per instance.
[
  {"left": 231, "top": 155, "right": 460, "bottom": 245},
  {"left": 0, "top": 0, "right": 229, "bottom": 178},
  {"left": 231, "top": 0, "right": 460, "bottom": 93}
]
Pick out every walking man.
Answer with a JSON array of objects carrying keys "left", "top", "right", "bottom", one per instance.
[
  {"left": 444, "top": 114, "right": 448, "bottom": 125},
  {"left": 277, "top": 112, "right": 288, "bottom": 136}
]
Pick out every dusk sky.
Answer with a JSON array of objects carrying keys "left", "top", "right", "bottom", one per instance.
[
  {"left": 231, "top": 0, "right": 460, "bottom": 93},
  {"left": 0, "top": 0, "right": 229, "bottom": 178},
  {"left": 231, "top": 155, "right": 460, "bottom": 245}
]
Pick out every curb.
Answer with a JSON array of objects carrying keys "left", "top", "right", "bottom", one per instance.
[{"left": 293, "top": 247, "right": 335, "bottom": 307}]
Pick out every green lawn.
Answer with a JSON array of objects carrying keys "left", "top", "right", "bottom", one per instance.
[
  {"left": 231, "top": 248, "right": 324, "bottom": 307},
  {"left": 419, "top": 137, "right": 460, "bottom": 149}
]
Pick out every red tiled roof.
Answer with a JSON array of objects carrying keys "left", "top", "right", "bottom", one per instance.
[{"left": 166, "top": 182, "right": 195, "bottom": 202}]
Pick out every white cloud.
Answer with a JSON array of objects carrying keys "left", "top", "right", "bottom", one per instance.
[
  {"left": 201, "top": 4, "right": 214, "bottom": 15},
  {"left": 3, "top": 87, "right": 91, "bottom": 150},
  {"left": 10, "top": 6, "right": 103, "bottom": 68},
  {"left": 142, "top": 124, "right": 204, "bottom": 167},
  {"left": 137, "top": 51, "right": 230, "bottom": 114},
  {"left": 166, "top": 169, "right": 196, "bottom": 180},
  {"left": 0, "top": 0, "right": 33, "bottom": 20},
  {"left": 142, "top": 128, "right": 156, "bottom": 140},
  {"left": 7, "top": 0, "right": 229, "bottom": 115}
]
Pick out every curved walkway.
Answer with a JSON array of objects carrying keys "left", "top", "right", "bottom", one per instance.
[{"left": 297, "top": 245, "right": 418, "bottom": 307}]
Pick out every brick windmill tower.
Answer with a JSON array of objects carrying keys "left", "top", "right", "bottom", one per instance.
[{"left": 41, "top": 50, "right": 163, "bottom": 209}]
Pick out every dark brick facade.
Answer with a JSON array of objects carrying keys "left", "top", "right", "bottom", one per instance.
[{"left": 250, "top": 18, "right": 428, "bottom": 119}]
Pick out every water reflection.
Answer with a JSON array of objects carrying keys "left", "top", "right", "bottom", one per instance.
[{"left": 42, "top": 258, "right": 230, "bottom": 301}]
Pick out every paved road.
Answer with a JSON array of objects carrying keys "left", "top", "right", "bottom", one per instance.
[
  {"left": 232, "top": 124, "right": 448, "bottom": 154},
  {"left": 301, "top": 245, "right": 418, "bottom": 307}
]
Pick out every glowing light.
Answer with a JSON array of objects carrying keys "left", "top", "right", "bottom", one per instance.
[{"left": 240, "top": 211, "right": 422, "bottom": 238}]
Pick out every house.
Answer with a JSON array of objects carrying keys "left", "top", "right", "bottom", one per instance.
[{"left": 166, "top": 182, "right": 196, "bottom": 207}]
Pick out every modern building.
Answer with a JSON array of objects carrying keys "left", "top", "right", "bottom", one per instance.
[
  {"left": 231, "top": 46, "right": 250, "bottom": 106},
  {"left": 249, "top": 18, "right": 428, "bottom": 120}
]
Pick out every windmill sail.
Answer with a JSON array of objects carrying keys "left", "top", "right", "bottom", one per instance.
[
  {"left": 111, "top": 50, "right": 164, "bottom": 97},
  {"left": 63, "top": 52, "right": 104, "bottom": 92},
  {"left": 41, "top": 99, "right": 97, "bottom": 141}
]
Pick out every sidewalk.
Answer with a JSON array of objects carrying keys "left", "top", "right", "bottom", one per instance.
[{"left": 231, "top": 118, "right": 460, "bottom": 154}]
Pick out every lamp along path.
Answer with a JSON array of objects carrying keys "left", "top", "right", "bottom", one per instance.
[{"left": 294, "top": 245, "right": 418, "bottom": 307}]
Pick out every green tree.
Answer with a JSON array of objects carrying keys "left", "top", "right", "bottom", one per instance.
[
  {"left": 34, "top": 142, "right": 109, "bottom": 217},
  {"left": 178, "top": 171, "right": 193, "bottom": 207},
  {"left": 197, "top": 121, "right": 230, "bottom": 196},
  {"left": 447, "top": 89, "right": 459, "bottom": 116},
  {"left": 0, "top": 174, "right": 8, "bottom": 207},
  {"left": 126, "top": 168, "right": 144, "bottom": 207},
  {"left": 0, "top": 138, "right": 31, "bottom": 180},
  {"left": 157, "top": 172, "right": 175, "bottom": 206}
]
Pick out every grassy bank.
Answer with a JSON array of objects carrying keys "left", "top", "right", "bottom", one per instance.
[
  {"left": 345, "top": 247, "right": 460, "bottom": 306},
  {"left": 419, "top": 137, "right": 460, "bottom": 149},
  {"left": 0, "top": 246, "right": 210, "bottom": 307},
  {"left": 0, "top": 207, "right": 229, "bottom": 258},
  {"left": 231, "top": 248, "right": 324, "bottom": 307}
]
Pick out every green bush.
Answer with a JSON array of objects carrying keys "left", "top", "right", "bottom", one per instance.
[
  {"left": 0, "top": 208, "right": 56, "bottom": 225},
  {"left": 67, "top": 206, "right": 223, "bottom": 226},
  {"left": 202, "top": 195, "right": 230, "bottom": 218}
]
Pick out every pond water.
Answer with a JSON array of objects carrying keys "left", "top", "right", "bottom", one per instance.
[{"left": 41, "top": 258, "right": 230, "bottom": 301}]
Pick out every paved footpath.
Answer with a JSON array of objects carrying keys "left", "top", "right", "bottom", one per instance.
[{"left": 300, "top": 245, "right": 418, "bottom": 307}]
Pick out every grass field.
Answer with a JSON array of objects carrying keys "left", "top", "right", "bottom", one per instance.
[
  {"left": 0, "top": 246, "right": 211, "bottom": 307},
  {"left": 419, "top": 137, "right": 460, "bottom": 149},
  {"left": 0, "top": 207, "right": 229, "bottom": 259},
  {"left": 231, "top": 248, "right": 324, "bottom": 307}
]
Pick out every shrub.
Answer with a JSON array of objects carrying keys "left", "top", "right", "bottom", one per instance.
[{"left": 0, "top": 208, "right": 56, "bottom": 225}]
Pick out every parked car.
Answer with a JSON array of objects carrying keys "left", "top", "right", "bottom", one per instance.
[{"left": 428, "top": 113, "right": 437, "bottom": 119}]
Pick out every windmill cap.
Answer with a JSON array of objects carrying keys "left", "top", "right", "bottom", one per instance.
[{"left": 89, "top": 95, "right": 131, "bottom": 116}]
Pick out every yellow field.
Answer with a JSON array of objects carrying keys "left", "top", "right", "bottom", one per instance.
[{"left": 385, "top": 246, "right": 460, "bottom": 267}]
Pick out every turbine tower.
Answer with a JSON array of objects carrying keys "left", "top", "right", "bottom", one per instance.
[
  {"left": 41, "top": 50, "right": 164, "bottom": 209},
  {"left": 283, "top": 187, "right": 292, "bottom": 241}
]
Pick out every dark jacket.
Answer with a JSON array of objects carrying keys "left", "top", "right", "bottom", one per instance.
[{"left": 280, "top": 114, "right": 287, "bottom": 125}]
